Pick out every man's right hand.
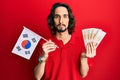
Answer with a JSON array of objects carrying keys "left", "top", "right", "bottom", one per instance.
[{"left": 42, "top": 40, "right": 57, "bottom": 57}]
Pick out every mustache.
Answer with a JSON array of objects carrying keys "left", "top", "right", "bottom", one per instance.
[{"left": 56, "top": 23, "right": 66, "bottom": 27}]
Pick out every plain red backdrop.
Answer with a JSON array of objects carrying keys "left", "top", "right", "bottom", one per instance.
[{"left": 0, "top": 0, "right": 120, "bottom": 80}]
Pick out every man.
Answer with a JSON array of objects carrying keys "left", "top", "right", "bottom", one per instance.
[{"left": 34, "top": 2, "right": 96, "bottom": 80}]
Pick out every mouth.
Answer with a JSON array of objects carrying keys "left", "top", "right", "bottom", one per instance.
[
  {"left": 57, "top": 24, "right": 66, "bottom": 29},
  {"left": 55, "top": 24, "right": 67, "bottom": 32}
]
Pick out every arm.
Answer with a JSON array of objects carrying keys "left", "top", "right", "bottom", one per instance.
[
  {"left": 80, "top": 53, "right": 89, "bottom": 78},
  {"left": 34, "top": 61, "right": 46, "bottom": 80},
  {"left": 34, "top": 40, "right": 57, "bottom": 80},
  {"left": 34, "top": 54, "right": 48, "bottom": 80},
  {"left": 80, "top": 42, "right": 96, "bottom": 78}
]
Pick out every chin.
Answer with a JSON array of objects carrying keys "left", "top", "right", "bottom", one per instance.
[{"left": 57, "top": 29, "right": 67, "bottom": 33}]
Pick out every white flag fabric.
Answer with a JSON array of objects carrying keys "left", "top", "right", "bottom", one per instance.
[
  {"left": 12, "top": 26, "right": 41, "bottom": 60},
  {"left": 82, "top": 28, "right": 106, "bottom": 48}
]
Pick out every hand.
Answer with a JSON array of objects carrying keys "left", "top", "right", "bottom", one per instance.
[
  {"left": 81, "top": 42, "right": 97, "bottom": 58},
  {"left": 85, "top": 42, "right": 97, "bottom": 58},
  {"left": 42, "top": 40, "right": 57, "bottom": 57}
]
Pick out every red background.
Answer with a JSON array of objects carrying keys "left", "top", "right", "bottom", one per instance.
[{"left": 0, "top": 0, "right": 120, "bottom": 80}]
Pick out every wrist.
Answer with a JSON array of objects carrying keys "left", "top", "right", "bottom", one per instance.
[
  {"left": 38, "top": 56, "right": 46, "bottom": 63},
  {"left": 81, "top": 52, "right": 87, "bottom": 58},
  {"left": 80, "top": 55, "right": 88, "bottom": 64},
  {"left": 38, "top": 55, "right": 48, "bottom": 63},
  {"left": 43, "top": 54, "right": 48, "bottom": 58},
  {"left": 42, "top": 51, "right": 48, "bottom": 58},
  {"left": 80, "top": 52, "right": 88, "bottom": 62}
]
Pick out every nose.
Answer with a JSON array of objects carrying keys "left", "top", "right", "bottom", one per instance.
[{"left": 59, "top": 17, "right": 63, "bottom": 24}]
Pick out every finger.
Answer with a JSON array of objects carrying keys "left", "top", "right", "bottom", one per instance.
[
  {"left": 44, "top": 43, "right": 57, "bottom": 49},
  {"left": 43, "top": 44, "right": 57, "bottom": 54},
  {"left": 88, "top": 43, "right": 95, "bottom": 58},
  {"left": 93, "top": 42, "right": 96, "bottom": 56},
  {"left": 43, "top": 41, "right": 56, "bottom": 50},
  {"left": 49, "top": 40, "right": 57, "bottom": 44},
  {"left": 91, "top": 43, "right": 94, "bottom": 57},
  {"left": 48, "top": 40, "right": 59, "bottom": 48},
  {"left": 43, "top": 40, "right": 55, "bottom": 46},
  {"left": 86, "top": 43, "right": 92, "bottom": 58},
  {"left": 47, "top": 48, "right": 56, "bottom": 53},
  {"left": 43, "top": 45, "right": 56, "bottom": 53},
  {"left": 47, "top": 45, "right": 57, "bottom": 50},
  {"left": 91, "top": 42, "right": 96, "bottom": 57},
  {"left": 88, "top": 43, "right": 93, "bottom": 57},
  {"left": 86, "top": 44, "right": 89, "bottom": 56},
  {"left": 46, "top": 46, "right": 56, "bottom": 53}
]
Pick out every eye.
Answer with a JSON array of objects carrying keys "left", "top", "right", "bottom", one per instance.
[
  {"left": 64, "top": 14, "right": 68, "bottom": 18},
  {"left": 54, "top": 14, "right": 60, "bottom": 19}
]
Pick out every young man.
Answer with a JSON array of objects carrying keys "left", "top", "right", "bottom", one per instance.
[{"left": 34, "top": 3, "right": 96, "bottom": 80}]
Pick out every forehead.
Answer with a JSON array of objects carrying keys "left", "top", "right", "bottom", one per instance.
[{"left": 54, "top": 6, "right": 68, "bottom": 14}]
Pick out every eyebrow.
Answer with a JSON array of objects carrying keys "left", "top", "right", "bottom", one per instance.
[
  {"left": 63, "top": 14, "right": 68, "bottom": 16},
  {"left": 54, "top": 13, "right": 68, "bottom": 16},
  {"left": 54, "top": 14, "right": 59, "bottom": 16}
]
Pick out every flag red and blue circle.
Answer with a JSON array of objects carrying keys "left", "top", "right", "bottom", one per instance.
[{"left": 21, "top": 40, "right": 31, "bottom": 49}]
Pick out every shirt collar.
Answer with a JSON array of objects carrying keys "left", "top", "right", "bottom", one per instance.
[{"left": 51, "top": 34, "right": 76, "bottom": 47}]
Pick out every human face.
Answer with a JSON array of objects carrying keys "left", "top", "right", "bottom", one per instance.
[{"left": 54, "top": 6, "right": 69, "bottom": 33}]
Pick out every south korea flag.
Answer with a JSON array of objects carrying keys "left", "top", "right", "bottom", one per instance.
[{"left": 12, "top": 26, "right": 43, "bottom": 60}]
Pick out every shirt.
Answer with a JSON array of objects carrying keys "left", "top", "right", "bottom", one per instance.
[{"left": 39, "top": 33, "right": 92, "bottom": 80}]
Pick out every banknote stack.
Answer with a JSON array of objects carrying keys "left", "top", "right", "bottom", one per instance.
[{"left": 82, "top": 28, "right": 106, "bottom": 48}]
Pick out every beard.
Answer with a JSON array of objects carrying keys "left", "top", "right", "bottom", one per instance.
[{"left": 55, "top": 23, "right": 67, "bottom": 33}]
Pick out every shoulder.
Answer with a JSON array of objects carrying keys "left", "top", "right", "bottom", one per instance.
[
  {"left": 72, "top": 32, "right": 84, "bottom": 44},
  {"left": 71, "top": 32, "right": 85, "bottom": 51}
]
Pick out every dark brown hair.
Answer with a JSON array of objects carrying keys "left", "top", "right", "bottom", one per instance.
[{"left": 48, "top": 2, "right": 76, "bottom": 35}]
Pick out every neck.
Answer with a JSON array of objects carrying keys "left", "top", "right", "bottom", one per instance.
[{"left": 56, "top": 30, "right": 71, "bottom": 44}]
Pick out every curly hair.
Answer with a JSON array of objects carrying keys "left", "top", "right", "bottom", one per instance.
[{"left": 47, "top": 2, "right": 76, "bottom": 35}]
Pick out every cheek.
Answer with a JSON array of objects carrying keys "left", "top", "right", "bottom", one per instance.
[
  {"left": 66, "top": 20, "right": 69, "bottom": 26},
  {"left": 54, "top": 19, "right": 59, "bottom": 25}
]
